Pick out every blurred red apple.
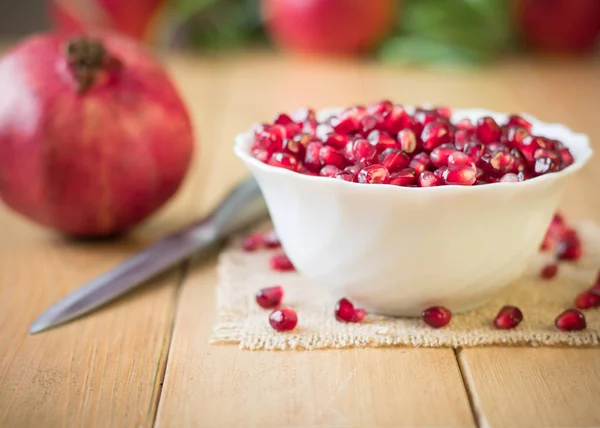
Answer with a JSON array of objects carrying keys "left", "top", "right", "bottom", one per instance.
[
  {"left": 261, "top": 0, "right": 398, "bottom": 56},
  {"left": 49, "top": 0, "right": 167, "bottom": 41},
  {"left": 512, "top": 0, "right": 600, "bottom": 53}
]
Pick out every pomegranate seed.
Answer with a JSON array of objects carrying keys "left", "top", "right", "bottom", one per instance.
[
  {"left": 360, "top": 115, "right": 379, "bottom": 135},
  {"left": 410, "top": 159, "right": 427, "bottom": 175},
  {"left": 302, "top": 119, "right": 318, "bottom": 136},
  {"left": 413, "top": 152, "right": 432, "bottom": 168},
  {"left": 335, "top": 298, "right": 367, "bottom": 323},
  {"left": 333, "top": 171, "right": 356, "bottom": 182},
  {"left": 382, "top": 106, "right": 410, "bottom": 134},
  {"left": 486, "top": 142, "right": 508, "bottom": 153},
  {"left": 367, "top": 100, "right": 394, "bottom": 115},
  {"left": 320, "top": 145, "right": 347, "bottom": 169},
  {"left": 291, "top": 108, "right": 316, "bottom": 123},
  {"left": 403, "top": 116, "right": 424, "bottom": 136},
  {"left": 517, "top": 171, "right": 531, "bottom": 181},
  {"left": 331, "top": 114, "right": 360, "bottom": 135},
  {"left": 434, "top": 166, "right": 448, "bottom": 178},
  {"left": 422, "top": 306, "right": 452, "bottom": 328},
  {"left": 269, "top": 307, "right": 298, "bottom": 332},
  {"left": 324, "top": 133, "right": 349, "bottom": 150},
  {"left": 506, "top": 115, "right": 532, "bottom": 132},
  {"left": 282, "top": 138, "right": 306, "bottom": 160},
  {"left": 320, "top": 165, "right": 340, "bottom": 177},
  {"left": 540, "top": 263, "right": 558, "bottom": 279},
  {"left": 448, "top": 151, "right": 475, "bottom": 168},
  {"left": 256, "top": 125, "right": 286, "bottom": 152},
  {"left": 505, "top": 126, "right": 530, "bottom": 148},
  {"left": 560, "top": 148, "right": 574, "bottom": 167},
  {"left": 556, "top": 231, "right": 582, "bottom": 261},
  {"left": 574, "top": 290, "right": 600, "bottom": 310},
  {"left": 476, "top": 116, "right": 501, "bottom": 144},
  {"left": 456, "top": 118, "right": 473, "bottom": 130},
  {"left": 256, "top": 285, "right": 284, "bottom": 309},
  {"left": 242, "top": 233, "right": 264, "bottom": 252},
  {"left": 270, "top": 253, "right": 295, "bottom": 271},
  {"left": 353, "top": 139, "right": 378, "bottom": 165},
  {"left": 430, "top": 143, "right": 457, "bottom": 168},
  {"left": 421, "top": 121, "right": 453, "bottom": 151},
  {"left": 343, "top": 141, "right": 356, "bottom": 163},
  {"left": 435, "top": 106, "right": 452, "bottom": 118},
  {"left": 414, "top": 108, "right": 442, "bottom": 125},
  {"left": 418, "top": 171, "right": 443, "bottom": 187},
  {"left": 454, "top": 129, "right": 475, "bottom": 150},
  {"left": 481, "top": 151, "right": 516, "bottom": 176},
  {"left": 390, "top": 168, "right": 416, "bottom": 186},
  {"left": 262, "top": 229, "right": 281, "bottom": 248},
  {"left": 555, "top": 309, "right": 586, "bottom": 331},
  {"left": 396, "top": 129, "right": 417, "bottom": 154},
  {"left": 252, "top": 148, "right": 271, "bottom": 163},
  {"left": 367, "top": 130, "right": 398, "bottom": 152},
  {"left": 345, "top": 165, "right": 361, "bottom": 174},
  {"left": 304, "top": 141, "right": 323, "bottom": 171},
  {"left": 380, "top": 149, "right": 411, "bottom": 172},
  {"left": 358, "top": 164, "right": 390, "bottom": 184},
  {"left": 268, "top": 152, "right": 299, "bottom": 171},
  {"left": 533, "top": 156, "right": 560, "bottom": 175},
  {"left": 493, "top": 305, "right": 523, "bottom": 329},
  {"left": 463, "top": 142, "right": 485, "bottom": 163},
  {"left": 443, "top": 165, "right": 477, "bottom": 185}
]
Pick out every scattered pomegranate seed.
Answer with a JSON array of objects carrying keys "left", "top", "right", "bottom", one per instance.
[
  {"left": 574, "top": 290, "right": 600, "bottom": 310},
  {"left": 422, "top": 306, "right": 452, "bottom": 328},
  {"left": 253, "top": 102, "right": 575, "bottom": 186},
  {"left": 556, "top": 230, "right": 582, "bottom": 261},
  {"left": 256, "top": 285, "right": 284, "bottom": 309},
  {"left": 262, "top": 229, "right": 281, "bottom": 248},
  {"left": 269, "top": 307, "right": 298, "bottom": 332},
  {"left": 335, "top": 298, "right": 367, "bottom": 323},
  {"left": 269, "top": 253, "right": 295, "bottom": 272},
  {"left": 540, "top": 263, "right": 558, "bottom": 279},
  {"left": 493, "top": 305, "right": 523, "bottom": 329},
  {"left": 555, "top": 309, "right": 586, "bottom": 331},
  {"left": 242, "top": 233, "right": 264, "bottom": 252},
  {"left": 358, "top": 164, "right": 390, "bottom": 184}
]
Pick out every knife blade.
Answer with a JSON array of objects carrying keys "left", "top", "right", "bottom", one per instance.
[{"left": 29, "top": 177, "right": 268, "bottom": 334}]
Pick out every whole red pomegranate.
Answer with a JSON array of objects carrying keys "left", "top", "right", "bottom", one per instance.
[
  {"left": 0, "top": 32, "right": 194, "bottom": 237},
  {"left": 512, "top": 0, "right": 600, "bottom": 53},
  {"left": 49, "top": 0, "right": 166, "bottom": 42},
  {"left": 261, "top": 0, "right": 398, "bottom": 56}
]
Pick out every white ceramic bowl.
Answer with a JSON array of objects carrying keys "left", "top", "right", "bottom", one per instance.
[{"left": 234, "top": 108, "right": 593, "bottom": 316}]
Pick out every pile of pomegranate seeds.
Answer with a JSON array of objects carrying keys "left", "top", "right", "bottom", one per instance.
[
  {"left": 256, "top": 285, "right": 284, "bottom": 309},
  {"left": 269, "top": 307, "right": 298, "bottom": 332},
  {"left": 421, "top": 306, "right": 452, "bottom": 328},
  {"left": 251, "top": 101, "right": 575, "bottom": 187},
  {"left": 335, "top": 298, "right": 367, "bottom": 323},
  {"left": 493, "top": 305, "right": 524, "bottom": 329}
]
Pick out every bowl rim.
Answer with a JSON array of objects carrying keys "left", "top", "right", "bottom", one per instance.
[{"left": 234, "top": 106, "right": 593, "bottom": 194}]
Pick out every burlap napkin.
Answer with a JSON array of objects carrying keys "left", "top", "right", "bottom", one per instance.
[{"left": 210, "top": 221, "right": 600, "bottom": 350}]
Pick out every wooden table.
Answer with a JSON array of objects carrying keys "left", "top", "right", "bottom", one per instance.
[{"left": 1, "top": 52, "right": 599, "bottom": 428}]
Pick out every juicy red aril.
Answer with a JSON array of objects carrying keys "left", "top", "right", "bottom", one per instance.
[
  {"left": 430, "top": 143, "right": 457, "bottom": 168},
  {"left": 560, "top": 148, "right": 574, "bottom": 167},
  {"left": 256, "top": 125, "right": 286, "bottom": 152},
  {"left": 540, "top": 263, "right": 558, "bottom": 279},
  {"left": 486, "top": 142, "right": 508, "bottom": 153},
  {"left": 448, "top": 151, "right": 475, "bottom": 168},
  {"left": 319, "top": 145, "right": 347, "bottom": 169},
  {"left": 367, "top": 100, "right": 393, "bottom": 115},
  {"left": 443, "top": 165, "right": 476, "bottom": 186},
  {"left": 256, "top": 285, "right": 283, "bottom": 309},
  {"left": 268, "top": 152, "right": 299, "bottom": 171},
  {"left": 533, "top": 156, "right": 560, "bottom": 175},
  {"left": 435, "top": 106, "right": 452, "bottom": 119},
  {"left": 269, "top": 307, "right": 298, "bottom": 332},
  {"left": 434, "top": 166, "right": 448, "bottom": 178},
  {"left": 390, "top": 168, "right": 416, "bottom": 186},
  {"left": 463, "top": 143, "right": 485, "bottom": 163},
  {"left": 358, "top": 164, "right": 390, "bottom": 184},
  {"left": 324, "top": 133, "right": 349, "bottom": 149},
  {"left": 242, "top": 233, "right": 264, "bottom": 252},
  {"left": 415, "top": 108, "right": 442, "bottom": 125},
  {"left": 454, "top": 129, "right": 474, "bottom": 150},
  {"left": 506, "top": 115, "right": 532, "bottom": 132},
  {"left": 574, "top": 290, "right": 600, "bottom": 310},
  {"left": 506, "top": 126, "right": 530, "bottom": 148},
  {"left": 273, "top": 113, "right": 293, "bottom": 125},
  {"left": 304, "top": 142, "right": 323, "bottom": 171},
  {"left": 476, "top": 116, "right": 502, "bottom": 144},
  {"left": 345, "top": 165, "right": 361, "bottom": 174},
  {"left": 493, "top": 305, "right": 523, "bottom": 329},
  {"left": 556, "top": 230, "right": 582, "bottom": 261},
  {"left": 381, "top": 106, "right": 409, "bottom": 134},
  {"left": 422, "top": 306, "right": 452, "bottom": 328},
  {"left": 320, "top": 165, "right": 340, "bottom": 177},
  {"left": 380, "top": 149, "right": 411, "bottom": 173},
  {"left": 479, "top": 151, "right": 516, "bottom": 176},
  {"left": 353, "top": 139, "right": 378, "bottom": 165},
  {"left": 360, "top": 115, "right": 379, "bottom": 135},
  {"left": 418, "top": 171, "right": 442, "bottom": 187},
  {"left": 555, "top": 309, "right": 586, "bottom": 331},
  {"left": 367, "top": 130, "right": 397, "bottom": 152},
  {"left": 413, "top": 152, "right": 432, "bottom": 168},
  {"left": 333, "top": 171, "right": 356, "bottom": 182},
  {"left": 335, "top": 298, "right": 367, "bottom": 323},
  {"left": 456, "top": 118, "right": 473, "bottom": 130},
  {"left": 252, "top": 148, "right": 271, "bottom": 163},
  {"left": 331, "top": 113, "right": 360, "bottom": 135},
  {"left": 397, "top": 129, "right": 418, "bottom": 154},
  {"left": 421, "top": 121, "right": 453, "bottom": 151},
  {"left": 282, "top": 137, "right": 306, "bottom": 159},
  {"left": 517, "top": 136, "right": 544, "bottom": 163},
  {"left": 269, "top": 253, "right": 295, "bottom": 271},
  {"left": 410, "top": 160, "right": 427, "bottom": 175}
]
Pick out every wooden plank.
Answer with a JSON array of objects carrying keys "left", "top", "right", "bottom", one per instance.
[
  {"left": 155, "top": 55, "right": 477, "bottom": 428},
  {"left": 155, "top": 263, "right": 475, "bottom": 428},
  {"left": 459, "top": 348, "right": 600, "bottom": 427}
]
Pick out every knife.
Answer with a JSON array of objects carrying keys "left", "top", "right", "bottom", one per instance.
[{"left": 29, "top": 177, "right": 268, "bottom": 334}]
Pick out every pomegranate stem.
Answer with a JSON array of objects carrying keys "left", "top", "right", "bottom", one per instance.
[{"left": 65, "top": 37, "right": 117, "bottom": 93}]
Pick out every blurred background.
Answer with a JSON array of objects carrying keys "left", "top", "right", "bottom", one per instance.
[{"left": 1, "top": 0, "right": 599, "bottom": 66}]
